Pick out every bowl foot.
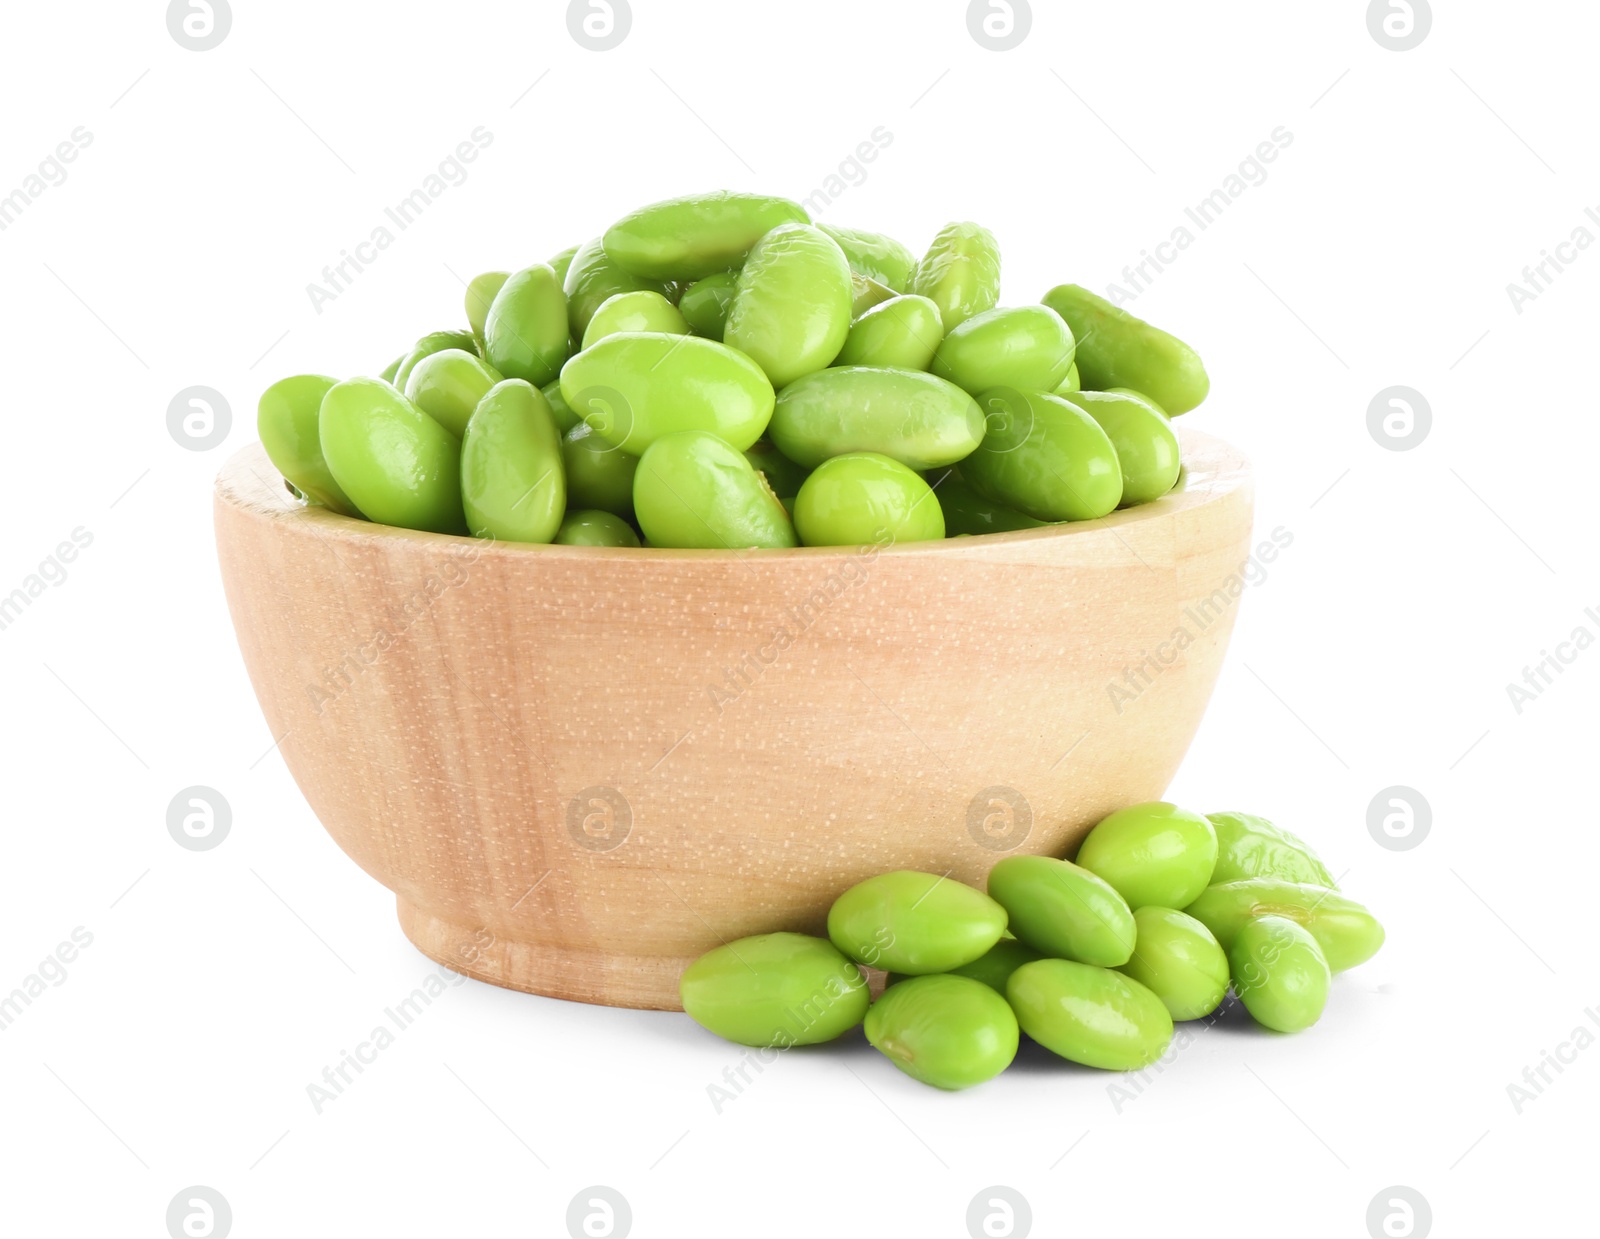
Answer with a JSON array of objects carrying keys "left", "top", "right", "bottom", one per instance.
[{"left": 397, "top": 900, "right": 692, "bottom": 1011}]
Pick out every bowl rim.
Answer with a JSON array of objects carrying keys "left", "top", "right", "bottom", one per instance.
[{"left": 216, "top": 424, "right": 1249, "bottom": 564}]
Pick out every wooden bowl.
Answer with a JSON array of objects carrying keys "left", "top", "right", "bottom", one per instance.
[{"left": 215, "top": 428, "right": 1251, "bottom": 1009}]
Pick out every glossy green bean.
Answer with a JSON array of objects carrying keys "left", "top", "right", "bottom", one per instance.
[
  {"left": 1184, "top": 880, "right": 1384, "bottom": 973},
  {"left": 679, "top": 932, "right": 869, "bottom": 1047},
  {"left": 604, "top": 191, "right": 809, "bottom": 280},
  {"left": 793, "top": 453, "right": 944, "bottom": 547},
  {"left": 834, "top": 295, "right": 944, "bottom": 371},
  {"left": 459, "top": 379, "right": 565, "bottom": 543},
  {"left": 632, "top": 430, "right": 796, "bottom": 549},
  {"left": 865, "top": 974, "right": 1019, "bottom": 1090},
  {"left": 484, "top": 264, "right": 570, "bottom": 387},
  {"left": 1007, "top": 959, "right": 1173, "bottom": 1070},
  {"left": 257, "top": 374, "right": 357, "bottom": 515},
  {"left": 960, "top": 389, "right": 1123, "bottom": 521},
  {"left": 1041, "top": 284, "right": 1210, "bottom": 414},
  {"left": 1075, "top": 801, "right": 1218, "bottom": 911},
  {"left": 828, "top": 870, "right": 1007, "bottom": 973},
  {"left": 768, "top": 367, "right": 984, "bottom": 470},
  {"left": 986, "top": 854, "right": 1136, "bottom": 966},
  {"left": 910, "top": 222, "right": 1000, "bottom": 329},
  {"left": 1229, "top": 915, "right": 1331, "bottom": 1033},
  {"left": 724, "top": 223, "right": 854, "bottom": 388},
  {"left": 319, "top": 377, "right": 465, "bottom": 534}
]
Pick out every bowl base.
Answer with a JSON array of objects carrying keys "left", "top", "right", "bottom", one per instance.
[{"left": 396, "top": 900, "right": 691, "bottom": 1011}]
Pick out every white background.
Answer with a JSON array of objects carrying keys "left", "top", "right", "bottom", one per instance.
[{"left": 2, "top": 1, "right": 1595, "bottom": 1235}]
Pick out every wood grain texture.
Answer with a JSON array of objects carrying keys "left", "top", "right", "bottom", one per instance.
[{"left": 215, "top": 427, "right": 1253, "bottom": 1009}]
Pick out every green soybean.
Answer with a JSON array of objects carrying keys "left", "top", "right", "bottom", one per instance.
[
  {"left": 986, "top": 854, "right": 1136, "bottom": 966},
  {"left": 725, "top": 222, "right": 854, "bottom": 388},
  {"left": 865, "top": 974, "right": 1019, "bottom": 1090},
  {"left": 541, "top": 379, "right": 581, "bottom": 434},
  {"left": 1184, "top": 880, "right": 1385, "bottom": 973},
  {"left": 1229, "top": 915, "right": 1331, "bottom": 1033},
  {"left": 911, "top": 221, "right": 1000, "bottom": 329},
  {"left": 938, "top": 937, "right": 1043, "bottom": 994},
  {"left": 828, "top": 870, "right": 1006, "bottom": 974},
  {"left": 633, "top": 430, "right": 796, "bottom": 549},
  {"left": 320, "top": 377, "right": 466, "bottom": 534},
  {"left": 403, "top": 348, "right": 503, "bottom": 438},
  {"left": 581, "top": 290, "right": 689, "bottom": 349},
  {"left": 1007, "top": 959, "right": 1174, "bottom": 1071},
  {"left": 1075, "top": 801, "right": 1218, "bottom": 911},
  {"left": 1207, "top": 811, "right": 1338, "bottom": 888},
  {"left": 459, "top": 379, "right": 565, "bottom": 543},
  {"left": 465, "top": 271, "right": 510, "bottom": 341},
  {"left": 485, "top": 264, "right": 570, "bottom": 387},
  {"left": 257, "top": 374, "right": 357, "bottom": 515},
  {"left": 743, "top": 439, "right": 811, "bottom": 498},
  {"left": 835, "top": 295, "right": 944, "bottom": 370},
  {"left": 679, "top": 271, "right": 739, "bottom": 340},
  {"left": 393, "top": 329, "right": 478, "bottom": 392},
  {"left": 679, "top": 932, "right": 868, "bottom": 1047},
  {"left": 794, "top": 453, "right": 944, "bottom": 547},
  {"left": 961, "top": 389, "right": 1123, "bottom": 522},
  {"left": 768, "top": 367, "right": 984, "bottom": 470},
  {"left": 1116, "top": 907, "right": 1230, "bottom": 1021},
  {"left": 933, "top": 473, "right": 1047, "bottom": 537},
  {"left": 603, "top": 191, "right": 810, "bottom": 280},
  {"left": 820, "top": 223, "right": 918, "bottom": 292},
  {"left": 546, "top": 245, "right": 579, "bottom": 287},
  {"left": 379, "top": 355, "right": 403, "bottom": 385},
  {"left": 1054, "top": 362, "right": 1080, "bottom": 394},
  {"left": 1041, "top": 284, "right": 1210, "bottom": 415},
  {"left": 561, "top": 332, "right": 775, "bottom": 454},
  {"left": 930, "top": 305, "right": 1075, "bottom": 395},
  {"left": 1070, "top": 390, "right": 1181, "bottom": 507},
  {"left": 555, "top": 509, "right": 640, "bottom": 547},
  {"left": 562, "top": 421, "right": 637, "bottom": 518},
  {"left": 563, "top": 236, "right": 674, "bottom": 338}
]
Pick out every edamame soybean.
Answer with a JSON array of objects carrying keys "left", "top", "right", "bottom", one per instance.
[
  {"left": 679, "top": 271, "right": 739, "bottom": 340},
  {"left": 834, "top": 294, "right": 944, "bottom": 371},
  {"left": 1184, "top": 879, "right": 1385, "bottom": 973},
  {"left": 679, "top": 932, "right": 869, "bottom": 1047},
  {"left": 1229, "top": 915, "right": 1331, "bottom": 1033},
  {"left": 1075, "top": 801, "right": 1218, "bottom": 910},
  {"left": 392, "top": 329, "right": 478, "bottom": 392},
  {"left": 1071, "top": 389, "right": 1181, "bottom": 506},
  {"left": 933, "top": 472, "right": 1047, "bottom": 537},
  {"left": 563, "top": 236, "right": 674, "bottom": 338},
  {"left": 1207, "top": 811, "right": 1338, "bottom": 887},
  {"left": 960, "top": 389, "right": 1123, "bottom": 522},
  {"left": 465, "top": 271, "right": 509, "bottom": 341},
  {"left": 768, "top": 367, "right": 984, "bottom": 470},
  {"left": 986, "top": 854, "right": 1136, "bottom": 966},
  {"left": 1054, "top": 362, "right": 1080, "bottom": 394},
  {"left": 484, "top": 263, "right": 570, "bottom": 387},
  {"left": 562, "top": 421, "right": 637, "bottom": 518},
  {"left": 724, "top": 222, "right": 854, "bottom": 387},
  {"left": 555, "top": 509, "right": 640, "bottom": 547},
  {"left": 561, "top": 332, "right": 775, "bottom": 454},
  {"left": 793, "top": 453, "right": 944, "bottom": 547},
  {"left": 459, "top": 379, "right": 565, "bottom": 543},
  {"left": 865, "top": 974, "right": 1019, "bottom": 1090},
  {"left": 633, "top": 430, "right": 796, "bottom": 549},
  {"left": 930, "top": 305, "right": 1075, "bottom": 395},
  {"left": 319, "top": 377, "right": 466, "bottom": 534},
  {"left": 603, "top": 191, "right": 810, "bottom": 280},
  {"left": 581, "top": 290, "right": 689, "bottom": 349},
  {"left": 911, "top": 221, "right": 1000, "bottom": 329},
  {"left": 827, "top": 870, "right": 1006, "bottom": 974},
  {"left": 546, "top": 245, "right": 579, "bottom": 287},
  {"left": 1007, "top": 959, "right": 1174, "bottom": 1070},
  {"left": 819, "top": 223, "right": 918, "bottom": 293},
  {"left": 937, "top": 937, "right": 1043, "bottom": 994},
  {"left": 404, "top": 348, "right": 503, "bottom": 438},
  {"left": 257, "top": 374, "right": 357, "bottom": 515},
  {"left": 1042, "top": 284, "right": 1210, "bottom": 414},
  {"left": 541, "top": 379, "right": 581, "bottom": 434},
  {"left": 1116, "top": 906, "right": 1230, "bottom": 1021}
]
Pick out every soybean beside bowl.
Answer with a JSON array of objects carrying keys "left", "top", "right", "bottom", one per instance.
[{"left": 214, "top": 427, "right": 1252, "bottom": 1010}]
